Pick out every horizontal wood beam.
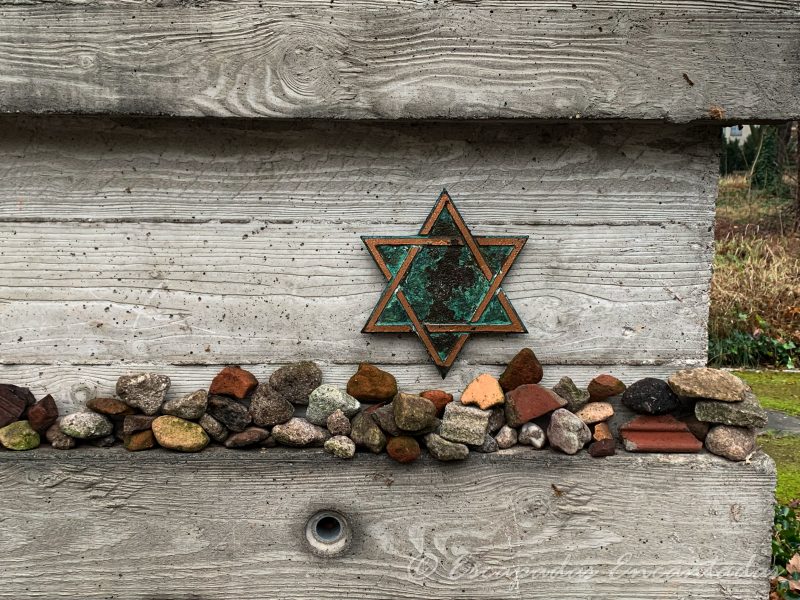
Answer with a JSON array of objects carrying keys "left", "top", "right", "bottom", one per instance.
[
  {"left": 0, "top": 447, "right": 776, "bottom": 599},
  {"left": 0, "top": 2, "right": 797, "bottom": 122}
]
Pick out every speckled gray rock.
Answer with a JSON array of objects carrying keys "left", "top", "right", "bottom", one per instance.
[
  {"left": 470, "top": 433, "right": 499, "bottom": 453},
  {"left": 487, "top": 407, "right": 506, "bottom": 434},
  {"left": 547, "top": 408, "right": 591, "bottom": 455},
  {"left": 268, "top": 361, "right": 322, "bottom": 406},
  {"left": 349, "top": 411, "right": 387, "bottom": 453},
  {"left": 198, "top": 413, "right": 229, "bottom": 443},
  {"left": 326, "top": 409, "right": 351, "bottom": 436},
  {"left": 518, "top": 422, "right": 546, "bottom": 449},
  {"left": 207, "top": 394, "right": 251, "bottom": 432},
  {"left": 370, "top": 403, "right": 401, "bottom": 437},
  {"left": 249, "top": 384, "right": 294, "bottom": 427},
  {"left": 60, "top": 411, "right": 113, "bottom": 439},
  {"left": 393, "top": 392, "right": 438, "bottom": 432},
  {"left": 425, "top": 433, "right": 469, "bottom": 461},
  {"left": 695, "top": 390, "right": 768, "bottom": 428},
  {"left": 494, "top": 425, "right": 518, "bottom": 449},
  {"left": 668, "top": 367, "right": 748, "bottom": 402},
  {"left": 116, "top": 373, "right": 170, "bottom": 415},
  {"left": 46, "top": 421, "right": 76, "bottom": 450},
  {"left": 439, "top": 402, "right": 490, "bottom": 445},
  {"left": 271, "top": 417, "right": 329, "bottom": 447},
  {"left": 306, "top": 385, "right": 360, "bottom": 426},
  {"left": 552, "top": 376, "right": 591, "bottom": 413},
  {"left": 161, "top": 389, "right": 207, "bottom": 420},
  {"left": 704, "top": 425, "right": 756, "bottom": 461},
  {"left": 324, "top": 435, "right": 356, "bottom": 459}
]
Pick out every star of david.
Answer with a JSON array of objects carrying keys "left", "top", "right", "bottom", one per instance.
[{"left": 362, "top": 190, "right": 527, "bottom": 377}]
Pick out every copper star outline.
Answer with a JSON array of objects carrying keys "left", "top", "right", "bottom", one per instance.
[{"left": 361, "top": 189, "right": 527, "bottom": 376}]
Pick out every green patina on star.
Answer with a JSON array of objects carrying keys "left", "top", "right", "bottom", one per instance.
[{"left": 362, "top": 190, "right": 527, "bottom": 377}]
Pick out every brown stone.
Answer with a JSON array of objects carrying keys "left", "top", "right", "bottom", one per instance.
[
  {"left": 498, "top": 348, "right": 543, "bottom": 392},
  {"left": 151, "top": 415, "right": 210, "bottom": 452},
  {"left": 593, "top": 422, "right": 613, "bottom": 442},
  {"left": 45, "top": 422, "right": 76, "bottom": 450},
  {"left": 587, "top": 374, "right": 626, "bottom": 402},
  {"left": 346, "top": 363, "right": 398, "bottom": 402},
  {"left": 680, "top": 414, "right": 711, "bottom": 441},
  {"left": 420, "top": 390, "right": 453, "bottom": 417},
  {"left": 668, "top": 367, "right": 749, "bottom": 402},
  {"left": 504, "top": 384, "right": 567, "bottom": 427},
  {"left": 575, "top": 401, "right": 614, "bottom": 425},
  {"left": 122, "top": 414, "right": 157, "bottom": 435},
  {"left": 87, "top": 397, "right": 136, "bottom": 417},
  {"left": 588, "top": 438, "right": 616, "bottom": 457},
  {"left": 124, "top": 429, "right": 156, "bottom": 452},
  {"left": 620, "top": 414, "right": 702, "bottom": 453},
  {"left": 704, "top": 425, "right": 756, "bottom": 461},
  {"left": 26, "top": 394, "right": 59, "bottom": 433},
  {"left": 0, "top": 384, "right": 31, "bottom": 428},
  {"left": 224, "top": 427, "right": 271, "bottom": 449},
  {"left": 386, "top": 436, "right": 422, "bottom": 464},
  {"left": 209, "top": 366, "right": 258, "bottom": 400},
  {"left": 461, "top": 373, "right": 505, "bottom": 409}
]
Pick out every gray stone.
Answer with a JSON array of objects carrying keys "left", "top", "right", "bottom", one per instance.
[
  {"left": 552, "top": 376, "right": 591, "bottom": 413},
  {"left": 306, "top": 384, "right": 360, "bottom": 426},
  {"left": 324, "top": 435, "right": 356, "bottom": 459},
  {"left": 349, "top": 411, "right": 387, "bottom": 453},
  {"left": 439, "top": 402, "right": 490, "bottom": 446},
  {"left": 116, "top": 373, "right": 171, "bottom": 415},
  {"left": 271, "top": 417, "right": 329, "bottom": 447},
  {"left": 495, "top": 425, "right": 518, "bottom": 449},
  {"left": 161, "top": 389, "right": 207, "bottom": 420},
  {"left": 470, "top": 433, "right": 499, "bottom": 453},
  {"left": 695, "top": 391, "right": 768, "bottom": 428},
  {"left": 518, "top": 422, "right": 546, "bottom": 449},
  {"left": 249, "top": 384, "right": 294, "bottom": 427},
  {"left": 60, "top": 411, "right": 113, "bottom": 439},
  {"left": 393, "top": 392, "right": 438, "bottom": 432},
  {"left": 369, "top": 403, "right": 401, "bottom": 437},
  {"left": 704, "top": 425, "right": 756, "bottom": 461},
  {"left": 326, "top": 409, "right": 351, "bottom": 436},
  {"left": 45, "top": 421, "right": 76, "bottom": 450},
  {"left": 487, "top": 407, "right": 506, "bottom": 434},
  {"left": 90, "top": 434, "right": 117, "bottom": 448},
  {"left": 268, "top": 361, "right": 322, "bottom": 406},
  {"left": 199, "top": 413, "right": 229, "bottom": 443},
  {"left": 547, "top": 408, "right": 591, "bottom": 455},
  {"left": 425, "top": 433, "right": 469, "bottom": 461},
  {"left": 207, "top": 394, "right": 251, "bottom": 432},
  {"left": 668, "top": 367, "right": 748, "bottom": 402}
]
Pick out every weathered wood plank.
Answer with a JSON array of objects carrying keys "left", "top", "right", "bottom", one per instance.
[
  {"left": 0, "top": 362, "right": 702, "bottom": 414},
  {"left": 0, "top": 447, "right": 775, "bottom": 599},
  {"left": 0, "top": 220, "right": 712, "bottom": 365},
  {"left": 0, "top": 118, "right": 717, "bottom": 226},
  {"left": 0, "top": 3, "right": 797, "bottom": 122}
]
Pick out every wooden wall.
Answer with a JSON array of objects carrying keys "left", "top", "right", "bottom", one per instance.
[{"left": 0, "top": 116, "right": 715, "bottom": 410}]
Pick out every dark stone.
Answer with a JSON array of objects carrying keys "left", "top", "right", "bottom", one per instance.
[
  {"left": 386, "top": 436, "right": 422, "bottom": 463},
  {"left": 587, "top": 374, "right": 626, "bottom": 402},
  {"left": 87, "top": 397, "right": 136, "bottom": 418},
  {"left": 346, "top": 363, "right": 398, "bottom": 402},
  {"left": 268, "top": 361, "right": 322, "bottom": 406},
  {"left": 326, "top": 409, "right": 351, "bottom": 436},
  {"left": 370, "top": 403, "right": 401, "bottom": 437},
  {"left": 90, "top": 434, "right": 117, "bottom": 448},
  {"left": 679, "top": 414, "right": 711, "bottom": 441},
  {"left": 26, "top": 394, "right": 59, "bottom": 433},
  {"left": 588, "top": 439, "right": 616, "bottom": 458},
  {"left": 499, "top": 348, "right": 543, "bottom": 392},
  {"left": 393, "top": 392, "right": 438, "bottom": 432},
  {"left": 552, "top": 377, "right": 591, "bottom": 413},
  {"left": 207, "top": 394, "right": 252, "bottom": 432},
  {"left": 122, "top": 414, "right": 157, "bottom": 435},
  {"left": 46, "top": 422, "right": 76, "bottom": 450},
  {"left": 124, "top": 429, "right": 156, "bottom": 452},
  {"left": 249, "top": 384, "right": 294, "bottom": 427},
  {"left": 224, "top": 427, "right": 271, "bottom": 448},
  {"left": 621, "top": 378, "right": 680, "bottom": 415},
  {"left": 209, "top": 366, "right": 258, "bottom": 400},
  {"left": 0, "top": 384, "right": 31, "bottom": 428},
  {"left": 350, "top": 411, "right": 387, "bottom": 453}
]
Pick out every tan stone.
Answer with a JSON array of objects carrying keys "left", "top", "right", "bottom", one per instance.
[
  {"left": 575, "top": 402, "right": 614, "bottom": 425},
  {"left": 152, "top": 415, "right": 209, "bottom": 452},
  {"left": 460, "top": 373, "right": 504, "bottom": 409},
  {"left": 593, "top": 422, "right": 613, "bottom": 442}
]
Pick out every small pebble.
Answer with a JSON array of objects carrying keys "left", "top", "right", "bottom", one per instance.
[
  {"left": 324, "top": 435, "right": 356, "bottom": 459},
  {"left": 369, "top": 403, "right": 401, "bottom": 436},
  {"left": 326, "top": 409, "right": 351, "bottom": 436},
  {"left": 349, "top": 411, "right": 387, "bottom": 453},
  {"left": 499, "top": 348, "right": 543, "bottom": 392},
  {"left": 0, "top": 420, "right": 40, "bottom": 450},
  {"left": 224, "top": 427, "right": 270, "bottom": 449},
  {"left": 420, "top": 390, "right": 453, "bottom": 417},
  {"left": 487, "top": 407, "right": 506, "bottom": 434},
  {"left": 26, "top": 394, "right": 59, "bottom": 433},
  {"left": 209, "top": 366, "right": 258, "bottom": 400},
  {"left": 199, "top": 413, "right": 229, "bottom": 443},
  {"left": 575, "top": 401, "right": 614, "bottom": 425},
  {"left": 46, "top": 421, "right": 76, "bottom": 450},
  {"left": 588, "top": 439, "right": 616, "bottom": 458},
  {"left": 268, "top": 361, "right": 322, "bottom": 406},
  {"left": 518, "top": 423, "right": 546, "bottom": 448},
  {"left": 439, "top": 402, "right": 491, "bottom": 446},
  {"left": 86, "top": 397, "right": 135, "bottom": 418},
  {"left": 249, "top": 384, "right": 294, "bottom": 427},
  {"left": 0, "top": 384, "right": 33, "bottom": 428},
  {"left": 425, "top": 433, "right": 469, "bottom": 461},
  {"left": 460, "top": 373, "right": 505, "bottom": 410},
  {"left": 494, "top": 425, "right": 518, "bottom": 449},
  {"left": 679, "top": 414, "right": 710, "bottom": 441},
  {"left": 306, "top": 385, "right": 360, "bottom": 426},
  {"left": 116, "top": 373, "right": 170, "bottom": 415},
  {"left": 587, "top": 374, "right": 626, "bottom": 402},
  {"left": 470, "top": 433, "right": 499, "bottom": 453},
  {"left": 386, "top": 436, "right": 421, "bottom": 463},
  {"left": 346, "top": 363, "right": 397, "bottom": 402},
  {"left": 592, "top": 422, "right": 613, "bottom": 442},
  {"left": 394, "top": 392, "right": 438, "bottom": 432},
  {"left": 272, "top": 417, "right": 330, "bottom": 447},
  {"left": 123, "top": 414, "right": 156, "bottom": 435},
  {"left": 60, "top": 411, "right": 113, "bottom": 439},
  {"left": 207, "top": 395, "right": 252, "bottom": 432},
  {"left": 90, "top": 434, "right": 117, "bottom": 448},
  {"left": 161, "top": 390, "right": 208, "bottom": 421},
  {"left": 124, "top": 429, "right": 156, "bottom": 452},
  {"left": 552, "top": 377, "right": 591, "bottom": 413},
  {"left": 547, "top": 409, "right": 591, "bottom": 455},
  {"left": 152, "top": 415, "right": 210, "bottom": 453}
]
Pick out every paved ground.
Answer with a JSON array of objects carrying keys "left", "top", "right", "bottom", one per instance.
[{"left": 766, "top": 409, "right": 800, "bottom": 434}]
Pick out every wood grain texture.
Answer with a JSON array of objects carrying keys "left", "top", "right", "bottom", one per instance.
[
  {"left": 0, "top": 362, "right": 702, "bottom": 414},
  {"left": 0, "top": 2, "right": 797, "bottom": 121},
  {"left": 0, "top": 447, "right": 776, "bottom": 599},
  {"left": 0, "top": 220, "right": 713, "bottom": 365},
  {"left": 0, "top": 118, "right": 718, "bottom": 226}
]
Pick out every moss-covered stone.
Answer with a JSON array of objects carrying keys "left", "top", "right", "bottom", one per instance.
[
  {"left": 0, "top": 420, "right": 40, "bottom": 450},
  {"left": 152, "top": 415, "right": 209, "bottom": 452}
]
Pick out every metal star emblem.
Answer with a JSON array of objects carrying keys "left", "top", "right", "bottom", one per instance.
[{"left": 362, "top": 190, "right": 527, "bottom": 377}]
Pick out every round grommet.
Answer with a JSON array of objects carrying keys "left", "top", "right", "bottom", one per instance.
[{"left": 305, "top": 510, "right": 350, "bottom": 557}]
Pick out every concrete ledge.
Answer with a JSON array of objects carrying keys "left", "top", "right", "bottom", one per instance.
[{"left": 0, "top": 447, "right": 776, "bottom": 599}]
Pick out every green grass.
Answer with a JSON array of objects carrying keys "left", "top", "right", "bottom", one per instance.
[
  {"left": 736, "top": 371, "right": 800, "bottom": 417},
  {"left": 759, "top": 432, "right": 800, "bottom": 504}
]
